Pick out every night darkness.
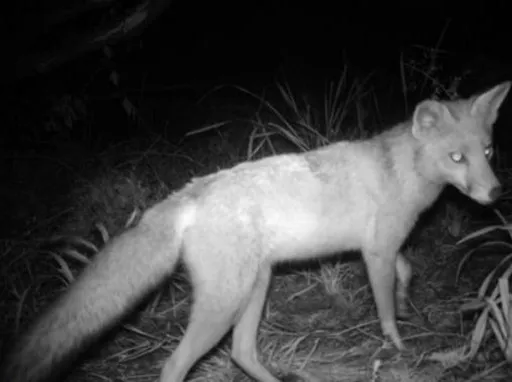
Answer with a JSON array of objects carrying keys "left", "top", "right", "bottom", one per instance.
[{"left": 2, "top": 1, "right": 512, "bottom": 381}]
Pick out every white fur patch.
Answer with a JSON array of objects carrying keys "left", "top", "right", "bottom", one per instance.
[{"left": 176, "top": 203, "right": 197, "bottom": 235}]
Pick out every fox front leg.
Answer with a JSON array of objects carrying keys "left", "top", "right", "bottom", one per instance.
[
  {"left": 395, "top": 252, "right": 413, "bottom": 318},
  {"left": 363, "top": 248, "right": 405, "bottom": 350}
]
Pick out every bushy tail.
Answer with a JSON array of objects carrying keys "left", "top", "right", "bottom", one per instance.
[{"left": 1, "top": 198, "right": 193, "bottom": 382}]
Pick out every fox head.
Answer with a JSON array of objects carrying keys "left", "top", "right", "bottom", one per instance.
[{"left": 412, "top": 82, "right": 511, "bottom": 205}]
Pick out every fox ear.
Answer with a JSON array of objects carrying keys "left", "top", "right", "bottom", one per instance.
[
  {"left": 471, "top": 81, "right": 511, "bottom": 125},
  {"left": 412, "top": 100, "right": 448, "bottom": 139}
]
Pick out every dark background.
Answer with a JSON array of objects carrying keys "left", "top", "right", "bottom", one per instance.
[{"left": 4, "top": 2, "right": 512, "bottom": 141}]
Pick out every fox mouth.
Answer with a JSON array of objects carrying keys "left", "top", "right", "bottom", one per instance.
[
  {"left": 457, "top": 185, "right": 498, "bottom": 206},
  {"left": 454, "top": 184, "right": 492, "bottom": 205},
  {"left": 472, "top": 195, "right": 497, "bottom": 206},
  {"left": 454, "top": 184, "right": 470, "bottom": 197}
]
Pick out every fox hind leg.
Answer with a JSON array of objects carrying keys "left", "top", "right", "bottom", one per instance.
[
  {"left": 159, "top": 241, "right": 279, "bottom": 382},
  {"left": 231, "top": 263, "right": 281, "bottom": 382},
  {"left": 158, "top": 244, "right": 255, "bottom": 381},
  {"left": 158, "top": 276, "right": 239, "bottom": 382}
]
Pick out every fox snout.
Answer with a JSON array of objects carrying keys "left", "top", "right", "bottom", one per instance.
[
  {"left": 486, "top": 184, "right": 502, "bottom": 204},
  {"left": 467, "top": 180, "right": 502, "bottom": 205}
]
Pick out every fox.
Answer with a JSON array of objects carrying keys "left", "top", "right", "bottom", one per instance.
[{"left": 1, "top": 81, "right": 510, "bottom": 382}]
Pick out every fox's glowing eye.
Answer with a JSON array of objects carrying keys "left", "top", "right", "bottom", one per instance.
[
  {"left": 484, "top": 147, "right": 493, "bottom": 158},
  {"left": 450, "top": 152, "right": 465, "bottom": 163}
]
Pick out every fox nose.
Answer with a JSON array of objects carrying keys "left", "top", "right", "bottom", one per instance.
[{"left": 488, "top": 185, "right": 502, "bottom": 202}]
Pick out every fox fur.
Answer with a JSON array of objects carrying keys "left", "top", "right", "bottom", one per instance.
[{"left": 1, "top": 82, "right": 510, "bottom": 382}]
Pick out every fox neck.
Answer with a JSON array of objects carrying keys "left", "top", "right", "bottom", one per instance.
[{"left": 380, "top": 121, "right": 447, "bottom": 214}]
